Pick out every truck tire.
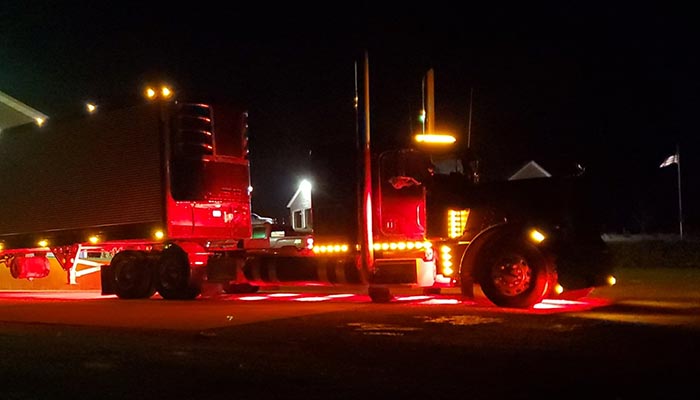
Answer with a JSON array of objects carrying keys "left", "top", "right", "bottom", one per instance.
[
  {"left": 476, "top": 242, "right": 554, "bottom": 309},
  {"left": 156, "top": 246, "right": 201, "bottom": 300},
  {"left": 112, "top": 251, "right": 156, "bottom": 299}
]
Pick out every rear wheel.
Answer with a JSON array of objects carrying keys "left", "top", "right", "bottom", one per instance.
[
  {"left": 476, "top": 242, "right": 554, "bottom": 308},
  {"left": 156, "top": 246, "right": 201, "bottom": 300},
  {"left": 112, "top": 251, "right": 155, "bottom": 299}
]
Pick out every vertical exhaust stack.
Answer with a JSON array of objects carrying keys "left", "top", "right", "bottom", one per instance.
[
  {"left": 360, "top": 51, "right": 374, "bottom": 278},
  {"left": 353, "top": 51, "right": 374, "bottom": 283},
  {"left": 426, "top": 68, "right": 435, "bottom": 134}
]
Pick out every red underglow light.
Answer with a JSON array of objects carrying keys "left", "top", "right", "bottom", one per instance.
[
  {"left": 540, "top": 299, "right": 589, "bottom": 306},
  {"left": 327, "top": 293, "right": 354, "bottom": 298},
  {"left": 533, "top": 302, "right": 565, "bottom": 310},
  {"left": 395, "top": 295, "right": 432, "bottom": 301},
  {"left": 294, "top": 296, "right": 332, "bottom": 302},
  {"left": 238, "top": 296, "right": 268, "bottom": 301},
  {"left": 419, "top": 298, "right": 461, "bottom": 305}
]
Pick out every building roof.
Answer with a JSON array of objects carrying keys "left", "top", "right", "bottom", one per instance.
[
  {"left": 0, "top": 90, "right": 48, "bottom": 131},
  {"left": 509, "top": 160, "right": 552, "bottom": 180}
]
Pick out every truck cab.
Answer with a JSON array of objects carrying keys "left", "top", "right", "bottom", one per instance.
[{"left": 368, "top": 148, "right": 615, "bottom": 308}]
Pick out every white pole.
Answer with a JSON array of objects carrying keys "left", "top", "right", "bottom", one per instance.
[{"left": 676, "top": 144, "right": 683, "bottom": 240}]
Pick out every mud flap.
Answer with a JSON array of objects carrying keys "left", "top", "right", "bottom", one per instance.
[{"left": 100, "top": 264, "right": 116, "bottom": 295}]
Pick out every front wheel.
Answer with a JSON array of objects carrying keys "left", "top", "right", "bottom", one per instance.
[{"left": 476, "top": 243, "right": 554, "bottom": 308}]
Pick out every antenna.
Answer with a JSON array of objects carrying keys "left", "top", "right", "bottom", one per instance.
[
  {"left": 421, "top": 76, "right": 426, "bottom": 134},
  {"left": 467, "top": 87, "right": 473, "bottom": 149}
]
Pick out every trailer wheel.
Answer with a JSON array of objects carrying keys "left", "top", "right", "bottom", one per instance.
[
  {"left": 476, "top": 242, "right": 553, "bottom": 309},
  {"left": 112, "top": 251, "right": 155, "bottom": 299},
  {"left": 368, "top": 286, "right": 393, "bottom": 303},
  {"left": 156, "top": 246, "right": 201, "bottom": 300}
]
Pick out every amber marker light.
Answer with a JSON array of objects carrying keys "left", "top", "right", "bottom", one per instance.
[
  {"left": 440, "top": 245, "right": 453, "bottom": 275},
  {"left": 161, "top": 86, "right": 173, "bottom": 99},
  {"left": 35, "top": 117, "right": 46, "bottom": 126},
  {"left": 607, "top": 275, "right": 617, "bottom": 286},
  {"left": 554, "top": 284, "right": 564, "bottom": 295},
  {"left": 88, "top": 235, "right": 100, "bottom": 244},
  {"left": 38, "top": 239, "right": 49, "bottom": 248},
  {"left": 86, "top": 103, "right": 97, "bottom": 113},
  {"left": 145, "top": 87, "right": 157, "bottom": 99},
  {"left": 529, "top": 229, "right": 546, "bottom": 243},
  {"left": 154, "top": 230, "right": 165, "bottom": 240},
  {"left": 414, "top": 133, "right": 456, "bottom": 144}
]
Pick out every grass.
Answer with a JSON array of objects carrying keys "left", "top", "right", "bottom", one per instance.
[{"left": 606, "top": 239, "right": 700, "bottom": 269}]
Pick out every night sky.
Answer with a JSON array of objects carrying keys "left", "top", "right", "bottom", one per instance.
[{"left": 1, "top": 3, "right": 698, "bottom": 235}]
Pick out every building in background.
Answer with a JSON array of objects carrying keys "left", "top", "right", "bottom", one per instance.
[{"left": 0, "top": 90, "right": 48, "bottom": 131}]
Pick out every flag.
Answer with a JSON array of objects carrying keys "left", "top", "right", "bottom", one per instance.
[{"left": 659, "top": 153, "right": 678, "bottom": 168}]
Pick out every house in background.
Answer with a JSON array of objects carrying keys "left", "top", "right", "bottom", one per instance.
[
  {"left": 508, "top": 160, "right": 551, "bottom": 180},
  {"left": 286, "top": 180, "right": 313, "bottom": 233},
  {"left": 0, "top": 90, "right": 48, "bottom": 131}
]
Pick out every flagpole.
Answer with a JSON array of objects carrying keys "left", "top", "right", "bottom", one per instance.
[{"left": 676, "top": 144, "right": 683, "bottom": 240}]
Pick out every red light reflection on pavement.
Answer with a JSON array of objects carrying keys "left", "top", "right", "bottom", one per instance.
[
  {"left": 0, "top": 290, "right": 114, "bottom": 300},
  {"left": 224, "top": 291, "right": 611, "bottom": 313},
  {"left": 0, "top": 290, "right": 612, "bottom": 313}
]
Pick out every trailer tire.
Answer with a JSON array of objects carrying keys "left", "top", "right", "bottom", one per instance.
[
  {"left": 112, "top": 251, "right": 155, "bottom": 299},
  {"left": 156, "top": 246, "right": 201, "bottom": 300},
  {"left": 476, "top": 241, "right": 554, "bottom": 309}
]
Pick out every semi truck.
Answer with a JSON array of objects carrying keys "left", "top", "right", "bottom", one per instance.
[
  {"left": 265, "top": 143, "right": 615, "bottom": 308},
  {"left": 0, "top": 89, "right": 615, "bottom": 308}
]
